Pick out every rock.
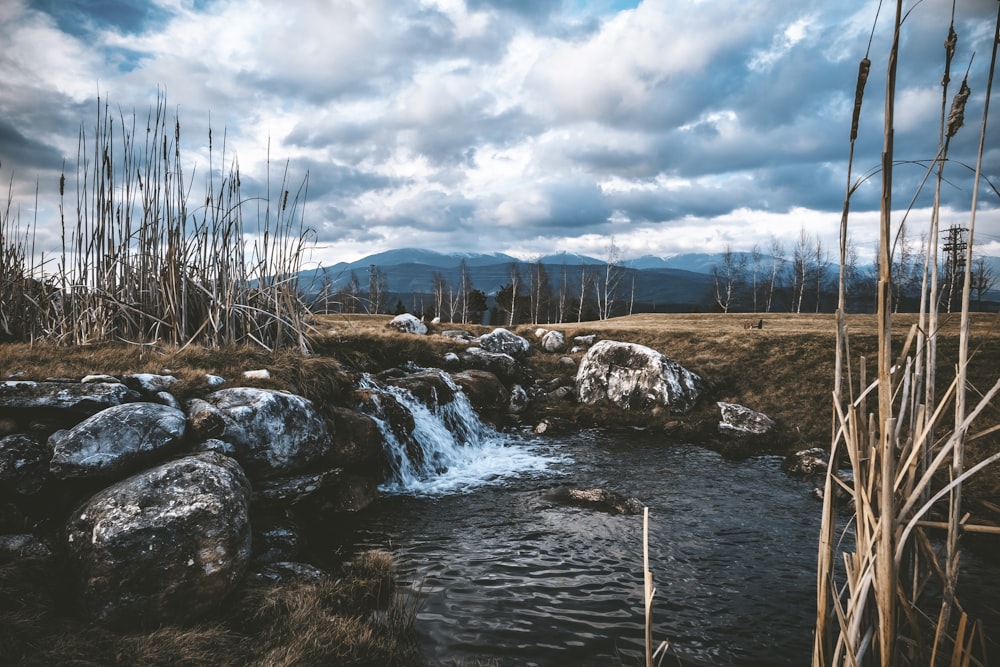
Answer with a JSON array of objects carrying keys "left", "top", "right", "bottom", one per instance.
[
  {"left": 387, "top": 313, "right": 427, "bottom": 335},
  {"left": 252, "top": 468, "right": 344, "bottom": 506},
  {"left": 384, "top": 369, "right": 457, "bottom": 408},
  {"left": 508, "top": 384, "right": 529, "bottom": 415},
  {"left": 155, "top": 391, "right": 182, "bottom": 410},
  {"left": 327, "top": 407, "right": 385, "bottom": 473},
  {"left": 124, "top": 373, "right": 178, "bottom": 395},
  {"left": 440, "top": 329, "right": 477, "bottom": 344},
  {"left": 478, "top": 328, "right": 530, "bottom": 359},
  {"left": 541, "top": 330, "right": 565, "bottom": 353},
  {"left": 81, "top": 374, "right": 119, "bottom": 384},
  {"left": 204, "top": 388, "right": 333, "bottom": 480},
  {"left": 0, "top": 533, "right": 54, "bottom": 561},
  {"left": 550, "top": 487, "right": 644, "bottom": 515},
  {"left": 717, "top": 402, "right": 775, "bottom": 437},
  {"left": 186, "top": 397, "right": 226, "bottom": 440},
  {"left": 205, "top": 374, "right": 226, "bottom": 387},
  {"left": 49, "top": 402, "right": 187, "bottom": 480},
  {"left": 443, "top": 352, "right": 460, "bottom": 366},
  {"left": 459, "top": 347, "right": 533, "bottom": 386},
  {"left": 558, "top": 356, "right": 576, "bottom": 368},
  {"left": 575, "top": 340, "right": 704, "bottom": 413},
  {"left": 191, "top": 438, "right": 238, "bottom": 457},
  {"left": 548, "top": 386, "right": 574, "bottom": 401},
  {"left": 0, "top": 434, "right": 51, "bottom": 496},
  {"left": 533, "top": 417, "right": 574, "bottom": 435},
  {"left": 243, "top": 369, "right": 271, "bottom": 380},
  {"left": 252, "top": 515, "right": 304, "bottom": 565},
  {"left": 312, "top": 474, "right": 378, "bottom": 513},
  {"left": 534, "top": 328, "right": 548, "bottom": 339},
  {"left": 449, "top": 370, "right": 510, "bottom": 413},
  {"left": 784, "top": 447, "right": 829, "bottom": 476},
  {"left": 252, "top": 561, "right": 329, "bottom": 584},
  {"left": 574, "top": 334, "right": 596, "bottom": 347},
  {"left": 65, "top": 452, "right": 252, "bottom": 628},
  {"left": 0, "top": 380, "right": 139, "bottom": 416}
]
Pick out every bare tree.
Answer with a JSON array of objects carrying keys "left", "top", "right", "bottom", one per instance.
[
  {"left": 577, "top": 263, "right": 590, "bottom": 322},
  {"left": 367, "top": 264, "right": 388, "bottom": 314},
  {"left": 767, "top": 236, "right": 786, "bottom": 313},
  {"left": 556, "top": 261, "right": 570, "bottom": 323},
  {"left": 711, "top": 244, "right": 746, "bottom": 313},
  {"left": 529, "top": 259, "right": 552, "bottom": 324},
  {"left": 970, "top": 255, "right": 997, "bottom": 309},
  {"left": 459, "top": 259, "right": 472, "bottom": 324},
  {"left": 595, "top": 238, "right": 625, "bottom": 320},
  {"left": 507, "top": 262, "right": 522, "bottom": 327},
  {"left": 750, "top": 243, "right": 763, "bottom": 313},
  {"left": 793, "top": 229, "right": 811, "bottom": 313},
  {"left": 431, "top": 271, "right": 447, "bottom": 321}
]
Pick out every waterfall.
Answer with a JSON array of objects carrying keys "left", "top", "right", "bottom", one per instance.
[{"left": 356, "top": 371, "right": 560, "bottom": 495}]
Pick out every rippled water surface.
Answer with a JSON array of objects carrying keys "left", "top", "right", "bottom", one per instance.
[{"left": 351, "top": 429, "right": 1000, "bottom": 666}]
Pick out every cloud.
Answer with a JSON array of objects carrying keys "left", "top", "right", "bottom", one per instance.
[{"left": 0, "top": 0, "right": 997, "bottom": 268}]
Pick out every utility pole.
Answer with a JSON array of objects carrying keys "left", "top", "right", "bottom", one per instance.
[{"left": 941, "top": 225, "right": 968, "bottom": 313}]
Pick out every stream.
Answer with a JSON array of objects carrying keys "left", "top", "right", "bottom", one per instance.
[{"left": 344, "top": 374, "right": 1000, "bottom": 666}]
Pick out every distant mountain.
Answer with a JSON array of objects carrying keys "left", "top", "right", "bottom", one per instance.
[{"left": 298, "top": 248, "right": 1000, "bottom": 314}]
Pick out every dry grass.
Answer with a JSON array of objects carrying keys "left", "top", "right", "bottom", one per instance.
[
  {"left": 0, "top": 93, "right": 313, "bottom": 352},
  {"left": 1, "top": 550, "right": 422, "bottom": 667}
]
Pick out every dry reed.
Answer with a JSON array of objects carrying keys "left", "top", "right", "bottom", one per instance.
[
  {"left": 814, "top": 2, "right": 1000, "bottom": 666},
  {"left": 0, "top": 91, "right": 314, "bottom": 352}
]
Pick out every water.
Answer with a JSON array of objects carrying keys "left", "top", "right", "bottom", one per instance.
[{"left": 350, "top": 378, "right": 1000, "bottom": 666}]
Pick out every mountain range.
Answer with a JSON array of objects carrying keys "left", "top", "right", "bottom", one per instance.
[{"left": 299, "top": 248, "right": 1000, "bottom": 315}]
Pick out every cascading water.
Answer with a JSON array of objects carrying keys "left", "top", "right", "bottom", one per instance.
[{"left": 356, "top": 371, "right": 560, "bottom": 495}]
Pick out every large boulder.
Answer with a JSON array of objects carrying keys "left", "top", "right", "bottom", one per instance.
[
  {"left": 478, "top": 328, "right": 530, "bottom": 359},
  {"left": 0, "top": 380, "right": 139, "bottom": 417},
  {"left": 49, "top": 402, "right": 186, "bottom": 480},
  {"left": 387, "top": 313, "right": 427, "bottom": 335},
  {"left": 64, "top": 452, "right": 252, "bottom": 628},
  {"left": 717, "top": 402, "right": 775, "bottom": 437},
  {"left": 204, "top": 387, "right": 333, "bottom": 480},
  {"left": 450, "top": 370, "right": 510, "bottom": 413},
  {"left": 575, "top": 340, "right": 704, "bottom": 413}
]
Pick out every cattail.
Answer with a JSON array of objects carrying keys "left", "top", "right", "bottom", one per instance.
[
  {"left": 942, "top": 26, "right": 957, "bottom": 86},
  {"left": 946, "top": 78, "right": 971, "bottom": 137},
  {"left": 282, "top": 190, "right": 289, "bottom": 211},
  {"left": 59, "top": 173, "right": 65, "bottom": 197},
  {"left": 850, "top": 57, "right": 871, "bottom": 142}
]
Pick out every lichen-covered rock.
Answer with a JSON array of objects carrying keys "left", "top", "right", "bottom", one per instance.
[
  {"left": 478, "top": 328, "right": 530, "bottom": 359},
  {"left": 717, "top": 402, "right": 775, "bottom": 437},
  {"left": 459, "top": 348, "right": 533, "bottom": 386},
  {"left": 541, "top": 330, "right": 565, "bottom": 353},
  {"left": 0, "top": 434, "right": 51, "bottom": 496},
  {"left": 124, "top": 373, "right": 178, "bottom": 395},
  {"left": 65, "top": 452, "right": 252, "bottom": 628},
  {"left": 49, "top": 402, "right": 186, "bottom": 480},
  {"left": 575, "top": 340, "right": 703, "bottom": 413},
  {"left": 186, "top": 397, "right": 226, "bottom": 440},
  {"left": 550, "top": 487, "right": 644, "bottom": 515},
  {"left": 0, "top": 381, "right": 139, "bottom": 416},
  {"left": 204, "top": 388, "right": 333, "bottom": 480},
  {"left": 387, "top": 313, "right": 427, "bottom": 335},
  {"left": 252, "top": 468, "right": 344, "bottom": 506}
]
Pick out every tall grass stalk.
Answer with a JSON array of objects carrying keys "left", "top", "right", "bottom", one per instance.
[
  {"left": 814, "top": 3, "right": 1000, "bottom": 665},
  {"left": 0, "top": 92, "right": 314, "bottom": 352}
]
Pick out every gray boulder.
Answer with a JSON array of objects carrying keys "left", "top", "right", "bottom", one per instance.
[
  {"left": 478, "top": 328, "right": 530, "bottom": 359},
  {"left": 204, "top": 387, "right": 333, "bottom": 480},
  {"left": 717, "top": 402, "right": 775, "bottom": 436},
  {"left": 0, "top": 380, "right": 139, "bottom": 416},
  {"left": 387, "top": 313, "right": 427, "bottom": 335},
  {"left": 576, "top": 340, "right": 704, "bottom": 413},
  {"left": 49, "top": 402, "right": 186, "bottom": 480},
  {"left": 508, "top": 384, "right": 529, "bottom": 415},
  {"left": 541, "top": 330, "right": 565, "bottom": 353},
  {"left": 65, "top": 452, "right": 252, "bottom": 628}
]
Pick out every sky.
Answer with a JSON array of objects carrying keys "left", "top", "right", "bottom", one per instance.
[{"left": 2, "top": 0, "right": 999, "bottom": 269}]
